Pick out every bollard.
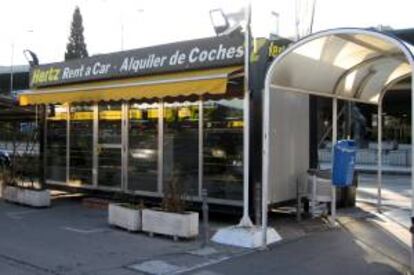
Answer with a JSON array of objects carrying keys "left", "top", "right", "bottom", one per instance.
[
  {"left": 201, "top": 188, "right": 209, "bottom": 247},
  {"left": 255, "top": 182, "right": 261, "bottom": 226}
]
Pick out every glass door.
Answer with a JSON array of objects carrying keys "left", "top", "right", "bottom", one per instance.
[
  {"left": 127, "top": 103, "right": 159, "bottom": 193},
  {"left": 69, "top": 104, "right": 94, "bottom": 186},
  {"left": 46, "top": 105, "right": 68, "bottom": 183},
  {"left": 203, "top": 98, "right": 244, "bottom": 201},
  {"left": 97, "top": 103, "right": 123, "bottom": 189},
  {"left": 163, "top": 102, "right": 199, "bottom": 196}
]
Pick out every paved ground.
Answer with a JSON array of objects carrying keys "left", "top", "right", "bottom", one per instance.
[
  {"left": 0, "top": 197, "right": 248, "bottom": 275},
  {"left": 0, "top": 193, "right": 410, "bottom": 275},
  {"left": 186, "top": 229, "right": 405, "bottom": 275},
  {"left": 357, "top": 173, "right": 411, "bottom": 228}
]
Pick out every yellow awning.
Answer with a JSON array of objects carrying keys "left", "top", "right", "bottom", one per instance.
[{"left": 19, "top": 66, "right": 242, "bottom": 106}]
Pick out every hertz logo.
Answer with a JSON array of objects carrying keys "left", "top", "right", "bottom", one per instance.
[
  {"left": 268, "top": 42, "right": 286, "bottom": 58},
  {"left": 31, "top": 67, "right": 61, "bottom": 86}
]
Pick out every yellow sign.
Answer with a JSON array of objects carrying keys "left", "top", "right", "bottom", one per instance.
[
  {"left": 99, "top": 110, "right": 121, "bottom": 120},
  {"left": 31, "top": 67, "right": 61, "bottom": 86},
  {"left": 178, "top": 107, "right": 191, "bottom": 118},
  {"left": 268, "top": 42, "right": 286, "bottom": 58},
  {"left": 228, "top": 120, "right": 243, "bottom": 128},
  {"left": 148, "top": 108, "right": 159, "bottom": 119},
  {"left": 129, "top": 110, "right": 143, "bottom": 120},
  {"left": 71, "top": 111, "right": 93, "bottom": 121}
]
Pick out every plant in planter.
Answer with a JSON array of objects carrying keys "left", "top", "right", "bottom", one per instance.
[
  {"left": 108, "top": 199, "right": 145, "bottom": 232},
  {"left": 1, "top": 121, "right": 50, "bottom": 207},
  {"left": 142, "top": 171, "right": 199, "bottom": 240}
]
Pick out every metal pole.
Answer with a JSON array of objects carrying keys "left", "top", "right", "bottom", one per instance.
[
  {"left": 66, "top": 104, "right": 70, "bottom": 185},
  {"left": 122, "top": 103, "right": 128, "bottom": 191},
  {"left": 410, "top": 71, "right": 414, "bottom": 273},
  {"left": 261, "top": 82, "right": 270, "bottom": 249},
  {"left": 198, "top": 99, "right": 203, "bottom": 197},
  {"left": 39, "top": 105, "right": 46, "bottom": 188},
  {"left": 377, "top": 104, "right": 382, "bottom": 212},
  {"left": 9, "top": 43, "right": 14, "bottom": 95},
  {"left": 239, "top": 2, "right": 253, "bottom": 227},
  {"left": 347, "top": 102, "right": 352, "bottom": 139},
  {"left": 120, "top": 9, "right": 124, "bottom": 51},
  {"left": 312, "top": 174, "right": 317, "bottom": 217},
  {"left": 92, "top": 104, "right": 98, "bottom": 187},
  {"left": 330, "top": 98, "right": 337, "bottom": 224},
  {"left": 201, "top": 188, "right": 209, "bottom": 247},
  {"left": 255, "top": 182, "right": 261, "bottom": 226},
  {"left": 157, "top": 100, "right": 164, "bottom": 194}
]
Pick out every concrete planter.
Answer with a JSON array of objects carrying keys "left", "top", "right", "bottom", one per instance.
[
  {"left": 3, "top": 186, "right": 50, "bottom": 207},
  {"left": 142, "top": 209, "right": 199, "bottom": 239},
  {"left": 108, "top": 203, "right": 142, "bottom": 232}
]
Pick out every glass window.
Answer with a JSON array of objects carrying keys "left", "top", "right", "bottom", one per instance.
[
  {"left": 203, "top": 98, "right": 243, "bottom": 200},
  {"left": 69, "top": 104, "right": 93, "bottom": 186},
  {"left": 163, "top": 102, "right": 199, "bottom": 196},
  {"left": 46, "top": 105, "right": 67, "bottom": 182},
  {"left": 98, "top": 103, "right": 122, "bottom": 188},
  {"left": 128, "top": 103, "right": 159, "bottom": 192},
  {"left": 98, "top": 103, "right": 122, "bottom": 144}
]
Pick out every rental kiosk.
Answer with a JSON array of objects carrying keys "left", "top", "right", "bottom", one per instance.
[{"left": 19, "top": 32, "right": 305, "bottom": 210}]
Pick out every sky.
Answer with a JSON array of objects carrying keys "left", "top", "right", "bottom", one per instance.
[{"left": 0, "top": 0, "right": 413, "bottom": 66}]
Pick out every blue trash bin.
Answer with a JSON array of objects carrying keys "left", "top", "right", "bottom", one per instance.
[{"left": 332, "top": 140, "right": 356, "bottom": 187}]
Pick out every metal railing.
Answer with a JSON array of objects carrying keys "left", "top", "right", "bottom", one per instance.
[{"left": 319, "top": 148, "right": 411, "bottom": 167}]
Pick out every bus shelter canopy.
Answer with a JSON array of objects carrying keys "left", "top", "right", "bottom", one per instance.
[
  {"left": 261, "top": 28, "right": 414, "bottom": 250},
  {"left": 269, "top": 28, "right": 414, "bottom": 105}
]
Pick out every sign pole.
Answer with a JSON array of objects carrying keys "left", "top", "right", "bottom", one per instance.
[{"left": 239, "top": 2, "right": 253, "bottom": 228}]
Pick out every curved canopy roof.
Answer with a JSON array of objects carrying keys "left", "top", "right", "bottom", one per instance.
[{"left": 267, "top": 28, "right": 414, "bottom": 105}]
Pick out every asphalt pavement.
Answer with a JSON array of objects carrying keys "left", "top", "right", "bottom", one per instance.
[
  {"left": 0, "top": 193, "right": 410, "bottom": 275},
  {"left": 186, "top": 229, "right": 404, "bottom": 275}
]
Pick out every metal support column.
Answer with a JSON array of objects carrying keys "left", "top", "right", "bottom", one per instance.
[
  {"left": 261, "top": 84, "right": 270, "bottom": 249},
  {"left": 377, "top": 104, "right": 382, "bottom": 212},
  {"left": 122, "top": 103, "right": 129, "bottom": 191},
  {"left": 66, "top": 104, "right": 70, "bottom": 184},
  {"left": 198, "top": 99, "right": 203, "bottom": 198},
  {"left": 157, "top": 100, "right": 164, "bottom": 194},
  {"left": 330, "top": 98, "right": 338, "bottom": 224},
  {"left": 92, "top": 104, "right": 98, "bottom": 187},
  {"left": 39, "top": 104, "right": 47, "bottom": 188},
  {"left": 410, "top": 71, "right": 414, "bottom": 273}
]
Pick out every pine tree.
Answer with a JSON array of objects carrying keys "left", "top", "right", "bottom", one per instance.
[{"left": 64, "top": 6, "right": 88, "bottom": 60}]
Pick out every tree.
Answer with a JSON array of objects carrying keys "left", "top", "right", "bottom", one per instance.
[{"left": 64, "top": 6, "right": 88, "bottom": 60}]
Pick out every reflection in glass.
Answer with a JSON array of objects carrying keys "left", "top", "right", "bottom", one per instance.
[
  {"left": 203, "top": 99, "right": 243, "bottom": 200},
  {"left": 69, "top": 104, "right": 93, "bottom": 186},
  {"left": 163, "top": 102, "right": 199, "bottom": 196},
  {"left": 128, "top": 103, "right": 158, "bottom": 192},
  {"left": 98, "top": 103, "right": 122, "bottom": 144},
  {"left": 46, "top": 105, "right": 67, "bottom": 182},
  {"left": 98, "top": 103, "right": 122, "bottom": 188},
  {"left": 98, "top": 147, "right": 122, "bottom": 188}
]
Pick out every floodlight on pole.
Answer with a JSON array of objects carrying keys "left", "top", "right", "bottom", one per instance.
[
  {"left": 210, "top": 8, "right": 246, "bottom": 37},
  {"left": 23, "top": 49, "right": 39, "bottom": 67},
  {"left": 209, "top": 9, "right": 230, "bottom": 36},
  {"left": 271, "top": 11, "right": 280, "bottom": 36}
]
